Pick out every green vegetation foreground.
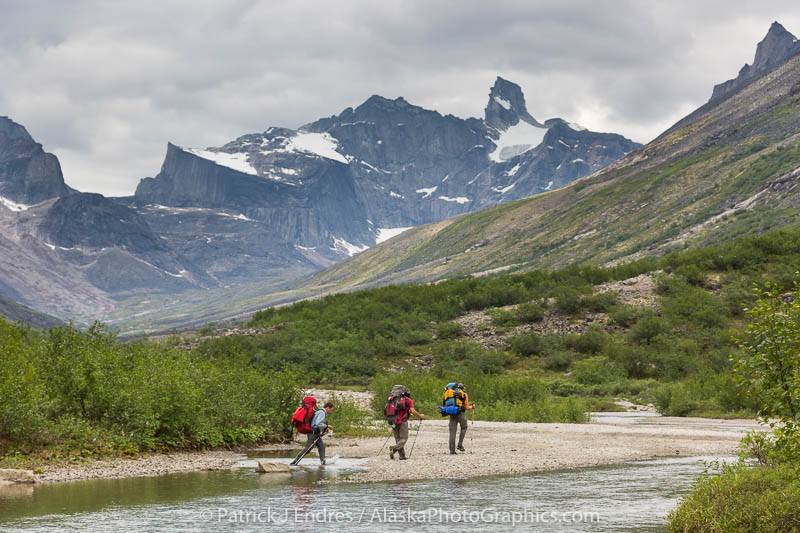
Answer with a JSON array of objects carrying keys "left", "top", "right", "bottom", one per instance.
[
  {"left": 668, "top": 283, "right": 800, "bottom": 532},
  {"left": 0, "top": 320, "right": 301, "bottom": 461}
]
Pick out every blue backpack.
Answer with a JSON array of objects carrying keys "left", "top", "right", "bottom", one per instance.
[{"left": 438, "top": 382, "right": 463, "bottom": 416}]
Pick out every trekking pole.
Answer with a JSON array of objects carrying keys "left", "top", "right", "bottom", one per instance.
[
  {"left": 470, "top": 405, "right": 475, "bottom": 452},
  {"left": 290, "top": 433, "right": 321, "bottom": 466},
  {"left": 376, "top": 432, "right": 393, "bottom": 458},
  {"left": 408, "top": 419, "right": 423, "bottom": 459}
]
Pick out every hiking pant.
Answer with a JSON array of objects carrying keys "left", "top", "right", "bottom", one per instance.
[
  {"left": 392, "top": 419, "right": 409, "bottom": 458},
  {"left": 295, "top": 431, "right": 325, "bottom": 463},
  {"left": 449, "top": 411, "right": 468, "bottom": 452}
]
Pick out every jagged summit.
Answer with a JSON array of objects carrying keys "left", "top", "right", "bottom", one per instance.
[
  {"left": 0, "top": 116, "right": 71, "bottom": 205},
  {"left": 711, "top": 21, "right": 800, "bottom": 102},
  {"left": 753, "top": 22, "right": 798, "bottom": 71},
  {"left": 484, "top": 77, "right": 542, "bottom": 130},
  {"left": 0, "top": 116, "right": 34, "bottom": 144}
]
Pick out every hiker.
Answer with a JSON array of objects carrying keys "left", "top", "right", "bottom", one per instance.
[
  {"left": 385, "top": 385, "right": 425, "bottom": 460},
  {"left": 444, "top": 382, "right": 474, "bottom": 454},
  {"left": 291, "top": 401, "right": 334, "bottom": 465}
]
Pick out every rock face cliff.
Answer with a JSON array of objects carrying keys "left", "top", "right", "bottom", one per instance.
[
  {"left": 134, "top": 77, "right": 640, "bottom": 263},
  {"left": 2, "top": 78, "right": 640, "bottom": 325},
  {"left": 0, "top": 117, "right": 72, "bottom": 205},
  {"left": 710, "top": 22, "right": 800, "bottom": 103}
]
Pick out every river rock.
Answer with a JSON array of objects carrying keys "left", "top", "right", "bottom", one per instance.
[
  {"left": 255, "top": 461, "right": 290, "bottom": 473},
  {"left": 0, "top": 468, "right": 36, "bottom": 485}
]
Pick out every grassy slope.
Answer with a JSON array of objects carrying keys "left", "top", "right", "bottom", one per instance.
[
  {"left": 0, "top": 294, "right": 65, "bottom": 329},
  {"left": 306, "top": 54, "right": 800, "bottom": 293}
]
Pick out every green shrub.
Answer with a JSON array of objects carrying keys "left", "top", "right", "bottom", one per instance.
[
  {"left": 629, "top": 312, "right": 666, "bottom": 345},
  {"left": 721, "top": 280, "right": 757, "bottom": 316},
  {"left": 564, "top": 331, "right": 606, "bottom": 355},
  {"left": 674, "top": 264, "right": 707, "bottom": 287},
  {"left": 370, "top": 372, "right": 560, "bottom": 422},
  {"left": 326, "top": 395, "right": 380, "bottom": 436},
  {"left": 668, "top": 462, "right": 800, "bottom": 532},
  {"left": 553, "top": 286, "right": 583, "bottom": 314},
  {"left": 489, "top": 308, "right": 519, "bottom": 327},
  {"left": 543, "top": 351, "right": 575, "bottom": 372},
  {"left": 511, "top": 333, "right": 544, "bottom": 357},
  {"left": 573, "top": 356, "right": 626, "bottom": 385},
  {"left": 608, "top": 305, "right": 641, "bottom": 327},
  {"left": 653, "top": 382, "right": 698, "bottom": 416},
  {"left": 516, "top": 302, "right": 545, "bottom": 323},
  {"left": 435, "top": 321, "right": 464, "bottom": 340},
  {"left": 582, "top": 291, "right": 619, "bottom": 312},
  {"left": 605, "top": 343, "right": 655, "bottom": 379},
  {"left": 0, "top": 318, "right": 47, "bottom": 441}
]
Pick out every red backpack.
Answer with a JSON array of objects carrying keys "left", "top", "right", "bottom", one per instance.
[
  {"left": 384, "top": 395, "right": 408, "bottom": 426},
  {"left": 291, "top": 396, "right": 317, "bottom": 434}
]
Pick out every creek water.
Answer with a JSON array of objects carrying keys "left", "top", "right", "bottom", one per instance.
[{"left": 0, "top": 452, "right": 730, "bottom": 532}]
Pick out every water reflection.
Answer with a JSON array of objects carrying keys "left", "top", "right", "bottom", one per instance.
[{"left": 0, "top": 456, "right": 731, "bottom": 532}]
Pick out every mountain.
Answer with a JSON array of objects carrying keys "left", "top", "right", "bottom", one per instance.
[
  {"left": 0, "top": 293, "right": 65, "bottom": 329},
  {"left": 133, "top": 77, "right": 639, "bottom": 261},
  {"left": 0, "top": 117, "right": 72, "bottom": 204},
  {"left": 710, "top": 21, "right": 800, "bottom": 103},
  {"left": 304, "top": 23, "right": 800, "bottom": 293},
  {"left": 2, "top": 79, "right": 637, "bottom": 329}
]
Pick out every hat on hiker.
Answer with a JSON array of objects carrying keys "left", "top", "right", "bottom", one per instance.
[{"left": 457, "top": 383, "right": 464, "bottom": 389}]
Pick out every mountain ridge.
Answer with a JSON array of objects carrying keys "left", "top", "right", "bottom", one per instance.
[{"left": 303, "top": 24, "right": 800, "bottom": 294}]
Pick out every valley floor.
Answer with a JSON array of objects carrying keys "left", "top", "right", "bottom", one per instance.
[
  {"left": 260, "top": 414, "right": 761, "bottom": 483},
  {"left": 15, "top": 414, "right": 761, "bottom": 485}
]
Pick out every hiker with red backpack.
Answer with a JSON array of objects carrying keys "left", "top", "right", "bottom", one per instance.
[
  {"left": 384, "top": 385, "right": 425, "bottom": 460},
  {"left": 290, "top": 396, "right": 335, "bottom": 465}
]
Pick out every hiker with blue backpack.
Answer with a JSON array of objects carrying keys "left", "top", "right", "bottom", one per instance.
[{"left": 439, "top": 382, "right": 474, "bottom": 454}]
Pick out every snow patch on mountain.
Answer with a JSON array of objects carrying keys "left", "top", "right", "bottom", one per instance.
[
  {"left": 493, "top": 96, "right": 512, "bottom": 110},
  {"left": 0, "top": 195, "right": 31, "bottom": 212},
  {"left": 489, "top": 121, "right": 548, "bottom": 162},
  {"left": 568, "top": 122, "right": 587, "bottom": 131},
  {"left": 439, "top": 196, "right": 470, "bottom": 204},
  {"left": 287, "top": 132, "right": 349, "bottom": 164},
  {"left": 185, "top": 148, "right": 258, "bottom": 175},
  {"left": 332, "top": 237, "right": 369, "bottom": 256},
  {"left": 491, "top": 183, "right": 516, "bottom": 194},
  {"left": 376, "top": 227, "right": 413, "bottom": 244},
  {"left": 416, "top": 186, "right": 438, "bottom": 198}
]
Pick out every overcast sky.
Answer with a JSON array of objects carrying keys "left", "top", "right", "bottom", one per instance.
[{"left": 2, "top": 1, "right": 799, "bottom": 196}]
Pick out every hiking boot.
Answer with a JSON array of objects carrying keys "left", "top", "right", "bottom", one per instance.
[
  {"left": 399, "top": 457, "right": 408, "bottom": 460},
  {"left": 320, "top": 459, "right": 326, "bottom": 465},
  {"left": 389, "top": 446, "right": 395, "bottom": 460},
  {"left": 450, "top": 451, "right": 457, "bottom": 455},
  {"left": 457, "top": 445, "right": 465, "bottom": 452}
]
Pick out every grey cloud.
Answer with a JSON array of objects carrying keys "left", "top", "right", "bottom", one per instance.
[{"left": 2, "top": 0, "right": 800, "bottom": 196}]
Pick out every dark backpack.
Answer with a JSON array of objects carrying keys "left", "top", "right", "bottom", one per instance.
[
  {"left": 383, "top": 385, "right": 411, "bottom": 427},
  {"left": 385, "top": 394, "right": 408, "bottom": 426},
  {"left": 291, "top": 395, "right": 317, "bottom": 434}
]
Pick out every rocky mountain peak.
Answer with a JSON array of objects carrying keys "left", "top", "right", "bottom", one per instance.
[
  {"left": 0, "top": 116, "right": 34, "bottom": 144},
  {"left": 710, "top": 21, "right": 800, "bottom": 103},
  {"left": 753, "top": 22, "right": 798, "bottom": 71},
  {"left": 484, "top": 77, "right": 541, "bottom": 130},
  {"left": 0, "top": 116, "right": 71, "bottom": 205}
]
